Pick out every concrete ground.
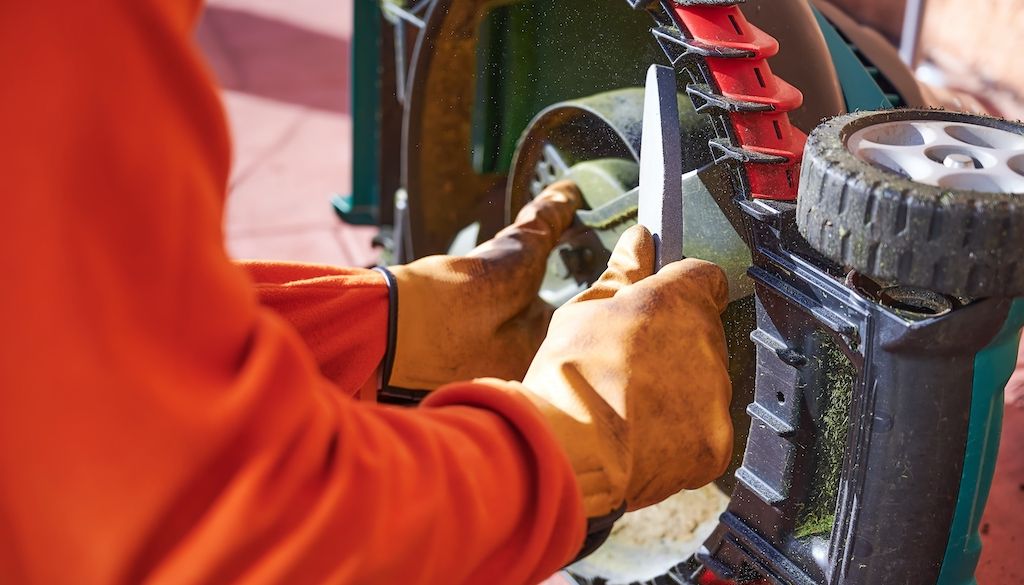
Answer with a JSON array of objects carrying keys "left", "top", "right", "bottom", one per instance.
[{"left": 197, "top": 1, "right": 1023, "bottom": 582}]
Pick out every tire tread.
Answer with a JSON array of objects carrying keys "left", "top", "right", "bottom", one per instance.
[{"left": 796, "top": 109, "right": 1024, "bottom": 297}]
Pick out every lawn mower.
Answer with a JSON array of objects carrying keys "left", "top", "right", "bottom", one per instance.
[{"left": 340, "top": 1, "right": 1024, "bottom": 583}]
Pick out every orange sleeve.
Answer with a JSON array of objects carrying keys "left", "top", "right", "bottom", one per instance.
[
  {"left": 239, "top": 262, "right": 389, "bottom": 398},
  {"left": 0, "top": 2, "right": 584, "bottom": 584}
]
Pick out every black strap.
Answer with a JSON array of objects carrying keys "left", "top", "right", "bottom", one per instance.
[
  {"left": 573, "top": 503, "right": 627, "bottom": 563},
  {"left": 371, "top": 266, "right": 399, "bottom": 390}
]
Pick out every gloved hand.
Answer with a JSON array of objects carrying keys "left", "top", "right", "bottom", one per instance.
[
  {"left": 509, "top": 224, "right": 733, "bottom": 518},
  {"left": 384, "top": 181, "right": 582, "bottom": 390}
]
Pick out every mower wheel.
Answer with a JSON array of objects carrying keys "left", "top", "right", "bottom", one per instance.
[{"left": 796, "top": 109, "right": 1024, "bottom": 298}]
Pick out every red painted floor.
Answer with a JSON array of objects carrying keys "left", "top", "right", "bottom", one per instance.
[
  {"left": 197, "top": 0, "right": 377, "bottom": 268},
  {"left": 196, "top": 1, "right": 1024, "bottom": 582}
]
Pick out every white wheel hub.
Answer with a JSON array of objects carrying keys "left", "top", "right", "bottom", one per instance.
[{"left": 847, "top": 118, "right": 1024, "bottom": 194}]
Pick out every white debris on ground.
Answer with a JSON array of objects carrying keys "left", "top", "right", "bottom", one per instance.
[{"left": 569, "top": 484, "right": 730, "bottom": 584}]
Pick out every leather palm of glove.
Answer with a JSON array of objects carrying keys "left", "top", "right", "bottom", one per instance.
[
  {"left": 383, "top": 181, "right": 582, "bottom": 391},
  {"left": 506, "top": 224, "right": 734, "bottom": 519}
]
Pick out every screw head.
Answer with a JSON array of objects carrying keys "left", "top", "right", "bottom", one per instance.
[{"left": 943, "top": 153, "right": 977, "bottom": 169}]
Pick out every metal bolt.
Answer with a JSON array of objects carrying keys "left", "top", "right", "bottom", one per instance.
[{"left": 943, "top": 153, "right": 977, "bottom": 169}]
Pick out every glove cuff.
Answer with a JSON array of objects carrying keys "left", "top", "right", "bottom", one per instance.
[
  {"left": 372, "top": 266, "right": 432, "bottom": 404},
  {"left": 371, "top": 266, "right": 399, "bottom": 391},
  {"left": 573, "top": 503, "right": 626, "bottom": 563}
]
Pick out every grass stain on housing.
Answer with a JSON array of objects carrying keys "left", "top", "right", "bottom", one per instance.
[{"left": 795, "top": 332, "right": 857, "bottom": 539}]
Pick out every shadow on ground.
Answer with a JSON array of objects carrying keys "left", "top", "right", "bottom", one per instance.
[{"left": 198, "top": 6, "right": 350, "bottom": 113}]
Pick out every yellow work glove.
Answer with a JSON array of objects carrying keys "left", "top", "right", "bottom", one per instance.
[
  {"left": 507, "top": 224, "right": 734, "bottom": 519},
  {"left": 382, "top": 181, "right": 582, "bottom": 391}
]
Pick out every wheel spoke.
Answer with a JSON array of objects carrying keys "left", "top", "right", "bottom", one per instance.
[{"left": 849, "top": 119, "right": 1024, "bottom": 193}]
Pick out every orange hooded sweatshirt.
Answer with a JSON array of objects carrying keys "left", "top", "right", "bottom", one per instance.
[{"left": 0, "top": 2, "right": 585, "bottom": 584}]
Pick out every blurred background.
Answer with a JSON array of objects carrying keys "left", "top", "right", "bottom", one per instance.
[
  {"left": 831, "top": 0, "right": 1024, "bottom": 120},
  {"left": 197, "top": 0, "right": 378, "bottom": 268}
]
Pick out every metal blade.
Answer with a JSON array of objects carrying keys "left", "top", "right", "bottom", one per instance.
[{"left": 637, "top": 64, "right": 684, "bottom": 271}]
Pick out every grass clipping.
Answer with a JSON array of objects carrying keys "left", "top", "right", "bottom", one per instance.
[
  {"left": 795, "top": 333, "right": 857, "bottom": 539},
  {"left": 570, "top": 484, "right": 729, "bottom": 584}
]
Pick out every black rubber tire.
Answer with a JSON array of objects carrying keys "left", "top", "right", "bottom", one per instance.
[{"left": 796, "top": 109, "right": 1024, "bottom": 298}]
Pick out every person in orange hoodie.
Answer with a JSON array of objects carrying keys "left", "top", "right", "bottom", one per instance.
[{"left": 0, "top": 2, "right": 734, "bottom": 584}]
